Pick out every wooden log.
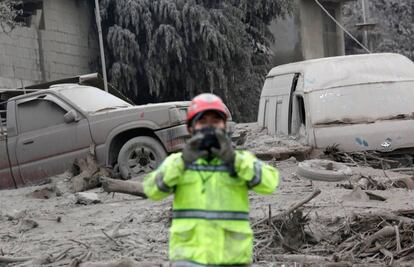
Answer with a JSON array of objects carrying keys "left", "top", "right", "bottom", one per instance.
[{"left": 101, "top": 177, "right": 147, "bottom": 198}]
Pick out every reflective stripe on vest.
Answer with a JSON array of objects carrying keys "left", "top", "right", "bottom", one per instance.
[
  {"left": 186, "top": 164, "right": 231, "bottom": 172},
  {"left": 171, "top": 261, "right": 251, "bottom": 267},
  {"left": 247, "top": 161, "right": 262, "bottom": 189},
  {"left": 173, "top": 210, "right": 249, "bottom": 220},
  {"left": 156, "top": 172, "right": 173, "bottom": 193}
]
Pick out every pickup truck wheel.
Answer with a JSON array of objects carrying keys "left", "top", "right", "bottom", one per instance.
[
  {"left": 117, "top": 136, "right": 167, "bottom": 180},
  {"left": 297, "top": 159, "right": 352, "bottom": 182}
]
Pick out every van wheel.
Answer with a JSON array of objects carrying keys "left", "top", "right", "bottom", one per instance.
[
  {"left": 297, "top": 159, "right": 352, "bottom": 182},
  {"left": 117, "top": 136, "right": 167, "bottom": 180}
]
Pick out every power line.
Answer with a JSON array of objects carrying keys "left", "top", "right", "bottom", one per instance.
[{"left": 314, "top": 0, "right": 372, "bottom": 54}]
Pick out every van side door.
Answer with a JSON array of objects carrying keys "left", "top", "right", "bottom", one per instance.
[
  {"left": 258, "top": 73, "right": 299, "bottom": 135},
  {"left": 15, "top": 94, "right": 92, "bottom": 185}
]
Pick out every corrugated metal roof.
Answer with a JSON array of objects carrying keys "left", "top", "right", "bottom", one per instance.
[{"left": 267, "top": 53, "right": 414, "bottom": 92}]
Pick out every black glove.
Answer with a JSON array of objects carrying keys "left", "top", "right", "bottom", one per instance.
[
  {"left": 182, "top": 132, "right": 209, "bottom": 165},
  {"left": 211, "top": 129, "right": 236, "bottom": 176}
]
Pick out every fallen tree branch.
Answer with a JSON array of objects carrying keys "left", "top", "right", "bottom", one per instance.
[
  {"left": 359, "top": 226, "right": 395, "bottom": 253},
  {"left": 111, "top": 214, "right": 133, "bottom": 238},
  {"left": 395, "top": 225, "right": 402, "bottom": 253},
  {"left": 252, "top": 189, "right": 321, "bottom": 228},
  {"left": 0, "top": 255, "right": 32, "bottom": 263},
  {"left": 69, "top": 238, "right": 91, "bottom": 249},
  {"left": 101, "top": 229, "right": 121, "bottom": 247},
  {"left": 278, "top": 189, "right": 322, "bottom": 218}
]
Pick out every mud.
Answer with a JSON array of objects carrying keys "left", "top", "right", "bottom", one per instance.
[{"left": 1, "top": 126, "right": 414, "bottom": 266}]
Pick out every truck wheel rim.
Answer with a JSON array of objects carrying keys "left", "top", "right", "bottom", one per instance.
[{"left": 127, "top": 147, "right": 157, "bottom": 174}]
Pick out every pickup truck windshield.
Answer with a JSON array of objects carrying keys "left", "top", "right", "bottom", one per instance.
[{"left": 59, "top": 86, "right": 132, "bottom": 113}]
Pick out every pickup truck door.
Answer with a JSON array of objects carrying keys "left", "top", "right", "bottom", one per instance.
[{"left": 15, "top": 94, "right": 92, "bottom": 185}]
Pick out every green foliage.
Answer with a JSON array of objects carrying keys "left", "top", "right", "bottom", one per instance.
[
  {"left": 343, "top": 0, "right": 414, "bottom": 60},
  {"left": 0, "top": 0, "right": 22, "bottom": 32},
  {"left": 101, "top": 0, "right": 291, "bottom": 121}
]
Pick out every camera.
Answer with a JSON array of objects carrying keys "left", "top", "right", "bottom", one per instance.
[{"left": 197, "top": 126, "right": 220, "bottom": 152}]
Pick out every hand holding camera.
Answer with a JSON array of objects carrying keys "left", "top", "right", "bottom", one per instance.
[
  {"left": 182, "top": 132, "right": 209, "bottom": 165},
  {"left": 182, "top": 127, "right": 236, "bottom": 175},
  {"left": 210, "top": 128, "right": 235, "bottom": 166}
]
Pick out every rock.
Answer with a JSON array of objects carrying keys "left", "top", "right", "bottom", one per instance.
[
  {"left": 286, "top": 156, "right": 297, "bottom": 163},
  {"left": 6, "top": 209, "right": 27, "bottom": 221},
  {"left": 342, "top": 186, "right": 370, "bottom": 202},
  {"left": 394, "top": 177, "right": 414, "bottom": 190},
  {"left": 75, "top": 192, "right": 101, "bottom": 205},
  {"left": 231, "top": 129, "right": 247, "bottom": 146},
  {"left": 18, "top": 219, "right": 39, "bottom": 232},
  {"left": 357, "top": 177, "right": 370, "bottom": 189},
  {"left": 26, "top": 184, "right": 61, "bottom": 199}
]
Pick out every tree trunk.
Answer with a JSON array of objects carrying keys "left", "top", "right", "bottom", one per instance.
[{"left": 101, "top": 177, "right": 147, "bottom": 198}]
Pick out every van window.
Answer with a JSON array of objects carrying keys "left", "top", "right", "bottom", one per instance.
[{"left": 18, "top": 99, "right": 66, "bottom": 133}]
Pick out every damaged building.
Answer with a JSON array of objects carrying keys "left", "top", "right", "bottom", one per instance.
[{"left": 0, "top": 0, "right": 98, "bottom": 89}]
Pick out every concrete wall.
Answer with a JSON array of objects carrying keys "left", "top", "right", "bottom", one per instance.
[
  {"left": 0, "top": 0, "right": 98, "bottom": 89},
  {"left": 269, "top": 0, "right": 348, "bottom": 66},
  {"left": 299, "top": 0, "right": 325, "bottom": 60}
]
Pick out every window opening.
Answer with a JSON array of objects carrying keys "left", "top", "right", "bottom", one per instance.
[
  {"left": 297, "top": 96, "right": 306, "bottom": 126},
  {"left": 14, "top": 1, "right": 44, "bottom": 28}
]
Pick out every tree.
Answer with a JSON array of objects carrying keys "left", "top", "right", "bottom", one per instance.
[
  {"left": 0, "top": 0, "right": 22, "bottom": 32},
  {"left": 343, "top": 0, "right": 414, "bottom": 60},
  {"left": 100, "top": 0, "right": 291, "bottom": 121}
]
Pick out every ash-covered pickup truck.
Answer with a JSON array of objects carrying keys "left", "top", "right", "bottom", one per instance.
[{"left": 0, "top": 84, "right": 191, "bottom": 189}]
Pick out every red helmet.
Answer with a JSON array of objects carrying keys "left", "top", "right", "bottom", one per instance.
[{"left": 187, "top": 93, "right": 229, "bottom": 127}]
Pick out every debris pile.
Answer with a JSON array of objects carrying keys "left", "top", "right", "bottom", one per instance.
[
  {"left": 253, "top": 190, "right": 321, "bottom": 262},
  {"left": 330, "top": 211, "right": 414, "bottom": 265},
  {"left": 324, "top": 145, "right": 414, "bottom": 171},
  {"left": 3, "top": 125, "right": 414, "bottom": 266},
  {"left": 234, "top": 123, "right": 313, "bottom": 161}
]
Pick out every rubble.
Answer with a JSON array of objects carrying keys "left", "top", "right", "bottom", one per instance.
[
  {"left": 75, "top": 192, "right": 101, "bottom": 205},
  {"left": 1, "top": 125, "right": 414, "bottom": 266},
  {"left": 26, "top": 184, "right": 62, "bottom": 199},
  {"left": 324, "top": 145, "right": 414, "bottom": 170},
  {"left": 253, "top": 190, "right": 321, "bottom": 261},
  {"left": 70, "top": 155, "right": 108, "bottom": 193},
  {"left": 18, "top": 219, "right": 38, "bottom": 233},
  {"left": 234, "top": 123, "right": 312, "bottom": 161},
  {"left": 5, "top": 209, "right": 26, "bottom": 221}
]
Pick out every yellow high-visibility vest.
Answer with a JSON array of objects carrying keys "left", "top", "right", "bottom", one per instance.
[{"left": 144, "top": 150, "right": 279, "bottom": 266}]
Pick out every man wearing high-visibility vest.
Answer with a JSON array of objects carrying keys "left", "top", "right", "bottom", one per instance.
[{"left": 143, "top": 93, "right": 280, "bottom": 266}]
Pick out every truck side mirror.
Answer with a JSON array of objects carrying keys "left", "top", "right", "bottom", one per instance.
[{"left": 64, "top": 110, "right": 79, "bottom": 123}]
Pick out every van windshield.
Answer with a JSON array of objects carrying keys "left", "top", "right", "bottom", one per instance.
[{"left": 308, "top": 80, "right": 414, "bottom": 126}]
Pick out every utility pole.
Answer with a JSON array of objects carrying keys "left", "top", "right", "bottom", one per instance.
[{"left": 94, "top": 0, "right": 108, "bottom": 92}]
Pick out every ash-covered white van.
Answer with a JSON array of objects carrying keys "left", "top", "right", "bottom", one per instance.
[{"left": 258, "top": 53, "right": 414, "bottom": 153}]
